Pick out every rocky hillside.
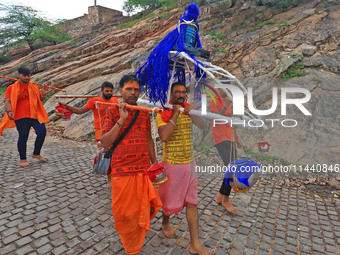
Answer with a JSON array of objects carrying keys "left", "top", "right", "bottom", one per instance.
[{"left": 0, "top": 0, "right": 339, "bottom": 165}]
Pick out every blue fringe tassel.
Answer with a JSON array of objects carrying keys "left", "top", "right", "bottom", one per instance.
[{"left": 135, "top": 3, "right": 206, "bottom": 105}]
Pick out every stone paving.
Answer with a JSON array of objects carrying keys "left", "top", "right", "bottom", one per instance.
[{"left": 0, "top": 129, "right": 340, "bottom": 255}]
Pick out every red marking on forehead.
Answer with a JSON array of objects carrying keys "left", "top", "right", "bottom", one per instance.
[{"left": 124, "top": 81, "right": 139, "bottom": 89}]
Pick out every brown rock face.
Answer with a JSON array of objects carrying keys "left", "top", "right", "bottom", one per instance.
[{"left": 0, "top": 1, "right": 339, "bottom": 165}]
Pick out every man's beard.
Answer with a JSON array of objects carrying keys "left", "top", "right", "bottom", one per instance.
[
  {"left": 103, "top": 94, "right": 112, "bottom": 100},
  {"left": 126, "top": 96, "right": 138, "bottom": 105},
  {"left": 173, "top": 97, "right": 185, "bottom": 105}
]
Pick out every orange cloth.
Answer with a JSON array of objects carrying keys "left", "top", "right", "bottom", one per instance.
[
  {"left": 161, "top": 101, "right": 192, "bottom": 123},
  {"left": 0, "top": 81, "right": 49, "bottom": 136},
  {"left": 84, "top": 97, "right": 118, "bottom": 129},
  {"left": 4, "top": 84, "right": 31, "bottom": 120},
  {"left": 94, "top": 128, "right": 102, "bottom": 149},
  {"left": 111, "top": 173, "right": 162, "bottom": 254},
  {"left": 94, "top": 128, "right": 101, "bottom": 140},
  {"left": 101, "top": 106, "right": 152, "bottom": 176},
  {"left": 210, "top": 97, "right": 234, "bottom": 144}
]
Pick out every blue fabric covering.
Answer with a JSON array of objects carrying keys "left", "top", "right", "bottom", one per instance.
[
  {"left": 135, "top": 3, "right": 205, "bottom": 105},
  {"left": 224, "top": 159, "right": 262, "bottom": 187}
]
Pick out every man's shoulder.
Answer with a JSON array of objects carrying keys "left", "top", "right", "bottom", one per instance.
[
  {"left": 156, "top": 113, "right": 167, "bottom": 127},
  {"left": 4, "top": 85, "right": 13, "bottom": 99},
  {"left": 139, "top": 109, "right": 149, "bottom": 117},
  {"left": 28, "top": 82, "right": 38, "bottom": 89},
  {"left": 28, "top": 82, "right": 41, "bottom": 95},
  {"left": 5, "top": 84, "right": 13, "bottom": 92},
  {"left": 89, "top": 96, "right": 102, "bottom": 102},
  {"left": 110, "top": 97, "right": 119, "bottom": 103},
  {"left": 86, "top": 96, "right": 103, "bottom": 108},
  {"left": 135, "top": 109, "right": 150, "bottom": 123}
]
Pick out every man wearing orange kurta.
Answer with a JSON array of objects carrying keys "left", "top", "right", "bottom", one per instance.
[
  {"left": 100, "top": 74, "right": 162, "bottom": 254},
  {"left": 58, "top": 82, "right": 119, "bottom": 188},
  {"left": 58, "top": 81, "right": 118, "bottom": 140},
  {"left": 0, "top": 67, "right": 49, "bottom": 167}
]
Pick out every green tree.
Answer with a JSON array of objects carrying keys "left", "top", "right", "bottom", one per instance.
[
  {"left": 122, "top": 0, "right": 238, "bottom": 15},
  {"left": 123, "top": 0, "right": 162, "bottom": 14},
  {"left": 0, "top": 4, "right": 70, "bottom": 51}
]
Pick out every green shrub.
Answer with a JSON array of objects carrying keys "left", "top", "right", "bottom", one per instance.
[
  {"left": 216, "top": 47, "right": 228, "bottom": 54},
  {"left": 290, "top": 53, "right": 301, "bottom": 58},
  {"left": 282, "top": 62, "right": 309, "bottom": 78},
  {"left": 0, "top": 87, "right": 7, "bottom": 95},
  {"left": 0, "top": 54, "right": 10, "bottom": 64},
  {"left": 223, "top": 40, "right": 233, "bottom": 45},
  {"left": 118, "top": 20, "right": 140, "bottom": 28},
  {"left": 161, "top": 12, "right": 173, "bottom": 20},
  {"left": 195, "top": 146, "right": 212, "bottom": 152},
  {"left": 34, "top": 77, "right": 43, "bottom": 82},
  {"left": 278, "top": 21, "right": 288, "bottom": 28},
  {"left": 43, "top": 91, "right": 55, "bottom": 103},
  {"left": 205, "top": 31, "right": 223, "bottom": 40},
  {"left": 16, "top": 62, "right": 30, "bottom": 69},
  {"left": 49, "top": 50, "right": 60, "bottom": 56},
  {"left": 256, "top": 0, "right": 297, "bottom": 9},
  {"left": 295, "top": 62, "right": 303, "bottom": 68},
  {"left": 256, "top": 20, "right": 275, "bottom": 28},
  {"left": 65, "top": 40, "right": 76, "bottom": 45},
  {"left": 276, "top": 0, "right": 297, "bottom": 9},
  {"left": 311, "top": 77, "right": 321, "bottom": 83}
]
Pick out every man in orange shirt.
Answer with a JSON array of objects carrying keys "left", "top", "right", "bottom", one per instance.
[
  {"left": 58, "top": 82, "right": 118, "bottom": 188},
  {"left": 58, "top": 82, "right": 118, "bottom": 140},
  {"left": 1, "top": 67, "right": 49, "bottom": 167},
  {"left": 210, "top": 89, "right": 242, "bottom": 214},
  {"left": 100, "top": 74, "right": 162, "bottom": 254}
]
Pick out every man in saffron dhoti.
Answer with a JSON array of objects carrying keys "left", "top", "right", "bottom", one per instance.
[
  {"left": 156, "top": 82, "right": 211, "bottom": 255},
  {"left": 100, "top": 74, "right": 162, "bottom": 254}
]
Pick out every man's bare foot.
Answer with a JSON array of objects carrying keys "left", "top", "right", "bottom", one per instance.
[
  {"left": 107, "top": 174, "right": 112, "bottom": 189},
  {"left": 20, "top": 160, "right": 31, "bottom": 167},
  {"left": 189, "top": 244, "right": 212, "bottom": 255},
  {"left": 161, "top": 222, "right": 178, "bottom": 238},
  {"left": 214, "top": 193, "right": 223, "bottom": 204},
  {"left": 222, "top": 200, "right": 238, "bottom": 214},
  {"left": 32, "top": 155, "right": 47, "bottom": 162}
]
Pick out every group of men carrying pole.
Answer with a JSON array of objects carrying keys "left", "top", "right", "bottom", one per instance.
[{"left": 1, "top": 67, "right": 242, "bottom": 255}]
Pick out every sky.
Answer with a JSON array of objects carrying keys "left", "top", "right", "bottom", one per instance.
[{"left": 0, "top": 0, "right": 126, "bottom": 21}]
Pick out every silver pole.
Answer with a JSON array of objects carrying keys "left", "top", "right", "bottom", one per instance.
[{"left": 136, "top": 99, "right": 267, "bottom": 129}]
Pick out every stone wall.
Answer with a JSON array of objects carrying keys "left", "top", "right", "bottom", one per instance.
[
  {"left": 60, "top": 15, "right": 92, "bottom": 38},
  {"left": 60, "top": 5, "right": 123, "bottom": 38},
  {"left": 88, "top": 5, "right": 122, "bottom": 25}
]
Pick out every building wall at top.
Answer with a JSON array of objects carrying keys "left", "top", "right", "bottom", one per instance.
[
  {"left": 88, "top": 5, "right": 123, "bottom": 25},
  {"left": 59, "top": 5, "right": 123, "bottom": 38}
]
